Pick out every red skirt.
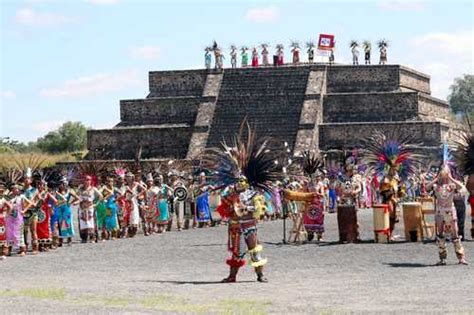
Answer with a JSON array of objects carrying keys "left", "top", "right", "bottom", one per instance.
[{"left": 37, "top": 204, "right": 51, "bottom": 242}]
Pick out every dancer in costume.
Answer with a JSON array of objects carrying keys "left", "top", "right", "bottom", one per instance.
[
  {"left": 6, "top": 184, "right": 32, "bottom": 256},
  {"left": 261, "top": 44, "right": 269, "bottom": 66},
  {"left": 290, "top": 41, "right": 300, "bottom": 64},
  {"left": 22, "top": 170, "right": 39, "bottom": 255},
  {"left": 32, "top": 178, "right": 57, "bottom": 251},
  {"left": 276, "top": 44, "right": 284, "bottom": 66},
  {"left": 205, "top": 122, "right": 283, "bottom": 283},
  {"left": 204, "top": 47, "right": 212, "bottom": 69},
  {"left": 54, "top": 177, "right": 77, "bottom": 245},
  {"left": 363, "top": 131, "right": 420, "bottom": 240},
  {"left": 124, "top": 172, "right": 142, "bottom": 237},
  {"left": 335, "top": 163, "right": 361, "bottom": 243},
  {"left": 101, "top": 176, "right": 119, "bottom": 239},
  {"left": 230, "top": 45, "right": 238, "bottom": 68},
  {"left": 350, "top": 40, "right": 359, "bottom": 65},
  {"left": 170, "top": 170, "right": 187, "bottom": 231},
  {"left": 212, "top": 41, "right": 224, "bottom": 70},
  {"left": 306, "top": 41, "right": 315, "bottom": 63},
  {"left": 426, "top": 167, "right": 468, "bottom": 265},
  {"left": 143, "top": 173, "right": 158, "bottom": 235},
  {"left": 241, "top": 47, "right": 249, "bottom": 67},
  {"left": 378, "top": 40, "right": 388, "bottom": 65},
  {"left": 457, "top": 132, "right": 474, "bottom": 238},
  {"left": 77, "top": 175, "right": 103, "bottom": 243},
  {"left": 194, "top": 172, "right": 212, "bottom": 226},
  {"left": 155, "top": 174, "right": 172, "bottom": 233},
  {"left": 284, "top": 151, "right": 326, "bottom": 242},
  {"left": 251, "top": 47, "right": 259, "bottom": 67},
  {"left": 114, "top": 170, "right": 127, "bottom": 237},
  {"left": 363, "top": 40, "right": 371, "bottom": 65},
  {"left": 0, "top": 181, "right": 11, "bottom": 259}
]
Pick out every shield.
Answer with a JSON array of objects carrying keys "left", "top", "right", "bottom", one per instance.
[{"left": 173, "top": 186, "right": 188, "bottom": 202}]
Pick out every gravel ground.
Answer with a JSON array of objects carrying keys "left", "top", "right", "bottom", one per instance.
[{"left": 1, "top": 209, "right": 473, "bottom": 314}]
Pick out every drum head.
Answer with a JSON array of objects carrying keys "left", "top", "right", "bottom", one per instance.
[{"left": 174, "top": 186, "right": 188, "bottom": 202}]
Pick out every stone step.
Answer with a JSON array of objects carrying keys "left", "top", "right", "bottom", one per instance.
[
  {"left": 318, "top": 121, "right": 448, "bottom": 151},
  {"left": 119, "top": 97, "right": 200, "bottom": 126},
  {"left": 87, "top": 125, "right": 192, "bottom": 160}
]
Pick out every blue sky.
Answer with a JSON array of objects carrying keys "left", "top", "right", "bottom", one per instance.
[{"left": 1, "top": 0, "right": 473, "bottom": 143}]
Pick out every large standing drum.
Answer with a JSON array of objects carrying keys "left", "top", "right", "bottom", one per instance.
[
  {"left": 337, "top": 205, "right": 359, "bottom": 243},
  {"left": 373, "top": 204, "right": 390, "bottom": 243},
  {"left": 402, "top": 202, "right": 423, "bottom": 242}
]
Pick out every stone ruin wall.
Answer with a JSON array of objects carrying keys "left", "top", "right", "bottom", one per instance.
[{"left": 86, "top": 64, "right": 457, "bottom": 168}]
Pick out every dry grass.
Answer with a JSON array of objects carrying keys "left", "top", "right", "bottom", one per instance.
[{"left": 0, "top": 152, "right": 83, "bottom": 170}]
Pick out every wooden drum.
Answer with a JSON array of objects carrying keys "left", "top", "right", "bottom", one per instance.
[
  {"left": 337, "top": 205, "right": 359, "bottom": 243},
  {"left": 402, "top": 202, "right": 423, "bottom": 242},
  {"left": 373, "top": 204, "right": 390, "bottom": 243}
]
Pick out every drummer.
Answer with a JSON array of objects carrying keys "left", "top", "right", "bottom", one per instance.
[{"left": 335, "top": 164, "right": 362, "bottom": 243}]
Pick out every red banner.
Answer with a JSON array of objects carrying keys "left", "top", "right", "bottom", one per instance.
[{"left": 318, "top": 34, "right": 335, "bottom": 51}]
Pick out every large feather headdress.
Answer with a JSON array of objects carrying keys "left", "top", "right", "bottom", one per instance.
[
  {"left": 362, "top": 130, "right": 421, "bottom": 181},
  {"left": 202, "top": 121, "right": 283, "bottom": 193},
  {"left": 457, "top": 132, "right": 474, "bottom": 175},
  {"left": 302, "top": 150, "right": 324, "bottom": 178}
]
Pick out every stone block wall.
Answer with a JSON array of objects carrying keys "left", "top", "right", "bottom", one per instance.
[
  {"left": 119, "top": 97, "right": 200, "bottom": 126},
  {"left": 148, "top": 70, "right": 208, "bottom": 97},
  {"left": 326, "top": 65, "right": 400, "bottom": 93},
  {"left": 87, "top": 126, "right": 192, "bottom": 160},
  {"left": 319, "top": 121, "right": 442, "bottom": 150},
  {"left": 418, "top": 94, "right": 451, "bottom": 121},
  {"left": 323, "top": 92, "right": 419, "bottom": 123},
  {"left": 86, "top": 64, "right": 452, "bottom": 162},
  {"left": 399, "top": 66, "right": 430, "bottom": 94}
]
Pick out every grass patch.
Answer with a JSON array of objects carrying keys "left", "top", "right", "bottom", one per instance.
[
  {"left": 0, "top": 288, "right": 66, "bottom": 300},
  {"left": 218, "top": 299, "right": 271, "bottom": 315},
  {"left": 140, "top": 294, "right": 210, "bottom": 314}
]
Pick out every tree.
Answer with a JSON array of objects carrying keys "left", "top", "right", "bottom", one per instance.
[
  {"left": 36, "top": 121, "right": 87, "bottom": 153},
  {"left": 448, "top": 74, "right": 474, "bottom": 130}
]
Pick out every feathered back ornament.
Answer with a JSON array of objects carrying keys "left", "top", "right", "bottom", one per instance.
[
  {"left": 78, "top": 161, "right": 106, "bottom": 187},
  {"left": 457, "top": 132, "right": 474, "bottom": 175},
  {"left": 362, "top": 130, "right": 421, "bottom": 181},
  {"left": 202, "top": 121, "right": 283, "bottom": 193},
  {"left": 302, "top": 150, "right": 324, "bottom": 177}
]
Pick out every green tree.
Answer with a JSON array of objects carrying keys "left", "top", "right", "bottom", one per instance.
[
  {"left": 448, "top": 74, "right": 474, "bottom": 130},
  {"left": 36, "top": 121, "right": 87, "bottom": 153}
]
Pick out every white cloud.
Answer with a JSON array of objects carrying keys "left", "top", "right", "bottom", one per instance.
[
  {"left": 377, "top": 0, "right": 425, "bottom": 11},
  {"left": 40, "top": 69, "right": 143, "bottom": 98},
  {"left": 406, "top": 30, "right": 473, "bottom": 100},
  {"left": 410, "top": 31, "right": 473, "bottom": 55},
  {"left": 130, "top": 45, "right": 161, "bottom": 60},
  {"left": 0, "top": 90, "right": 16, "bottom": 100},
  {"left": 32, "top": 119, "right": 65, "bottom": 133},
  {"left": 85, "top": 0, "right": 119, "bottom": 5},
  {"left": 15, "top": 8, "right": 76, "bottom": 26},
  {"left": 245, "top": 6, "right": 280, "bottom": 23}
]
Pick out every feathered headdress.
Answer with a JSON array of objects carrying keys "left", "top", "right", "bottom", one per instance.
[
  {"left": 377, "top": 39, "right": 389, "bottom": 49},
  {"left": 13, "top": 154, "right": 47, "bottom": 180},
  {"left": 78, "top": 161, "right": 106, "bottom": 187},
  {"left": 362, "top": 130, "right": 421, "bottom": 181},
  {"left": 302, "top": 150, "right": 324, "bottom": 178},
  {"left": 202, "top": 121, "right": 283, "bottom": 193},
  {"left": 290, "top": 40, "right": 300, "bottom": 49},
  {"left": 276, "top": 44, "right": 284, "bottom": 51},
  {"left": 350, "top": 40, "right": 359, "bottom": 48},
  {"left": 457, "top": 132, "right": 474, "bottom": 175},
  {"left": 306, "top": 41, "right": 315, "bottom": 49},
  {"left": 363, "top": 40, "right": 371, "bottom": 50}
]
